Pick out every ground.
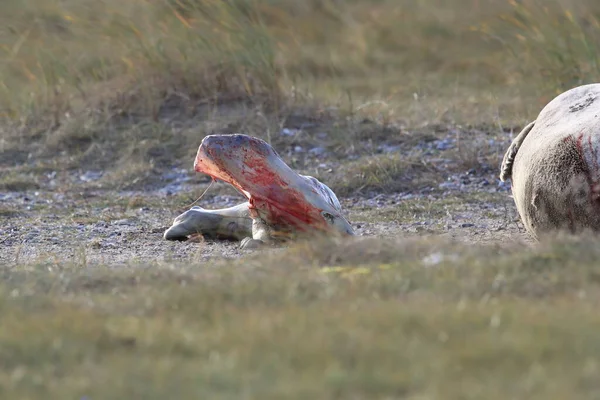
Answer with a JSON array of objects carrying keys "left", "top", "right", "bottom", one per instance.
[
  {"left": 2, "top": 0, "right": 600, "bottom": 399},
  {"left": 1, "top": 121, "right": 530, "bottom": 266}
]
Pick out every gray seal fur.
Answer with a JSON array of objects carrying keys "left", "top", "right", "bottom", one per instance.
[{"left": 500, "top": 83, "right": 600, "bottom": 239}]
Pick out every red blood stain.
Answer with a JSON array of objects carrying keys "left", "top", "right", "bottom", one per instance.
[
  {"left": 570, "top": 132, "right": 600, "bottom": 213},
  {"left": 193, "top": 136, "right": 330, "bottom": 232},
  {"left": 240, "top": 148, "right": 327, "bottom": 230},
  {"left": 558, "top": 134, "right": 600, "bottom": 222}
]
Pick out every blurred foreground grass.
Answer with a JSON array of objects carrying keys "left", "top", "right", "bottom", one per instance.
[{"left": 2, "top": 235, "right": 600, "bottom": 399}]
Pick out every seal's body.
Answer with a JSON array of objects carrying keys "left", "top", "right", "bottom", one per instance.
[
  {"left": 164, "top": 134, "right": 354, "bottom": 248},
  {"left": 501, "top": 83, "right": 600, "bottom": 239}
]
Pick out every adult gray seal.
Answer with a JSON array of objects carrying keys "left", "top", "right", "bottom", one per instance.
[
  {"left": 164, "top": 134, "right": 354, "bottom": 248},
  {"left": 500, "top": 83, "right": 600, "bottom": 239}
]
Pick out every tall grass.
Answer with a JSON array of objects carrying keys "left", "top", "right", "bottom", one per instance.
[
  {"left": 2, "top": 0, "right": 600, "bottom": 146},
  {"left": 0, "top": 0, "right": 540, "bottom": 126},
  {"left": 485, "top": 0, "right": 600, "bottom": 93},
  {"left": 0, "top": 0, "right": 282, "bottom": 121}
]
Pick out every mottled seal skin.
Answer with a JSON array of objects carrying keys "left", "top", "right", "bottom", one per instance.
[{"left": 500, "top": 83, "right": 600, "bottom": 239}]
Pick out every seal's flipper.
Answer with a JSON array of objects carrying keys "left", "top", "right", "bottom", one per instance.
[
  {"left": 163, "top": 203, "right": 252, "bottom": 241},
  {"left": 500, "top": 121, "right": 536, "bottom": 182}
]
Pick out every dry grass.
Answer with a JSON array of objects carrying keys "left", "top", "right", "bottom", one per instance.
[
  {"left": 1, "top": 0, "right": 281, "bottom": 118},
  {"left": 2, "top": 235, "right": 600, "bottom": 398},
  {"left": 1, "top": 0, "right": 599, "bottom": 132},
  {"left": 484, "top": 0, "right": 600, "bottom": 93},
  {"left": 328, "top": 152, "right": 440, "bottom": 196},
  {"left": 0, "top": 171, "right": 40, "bottom": 192}
]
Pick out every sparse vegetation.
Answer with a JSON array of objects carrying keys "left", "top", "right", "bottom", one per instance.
[
  {"left": 0, "top": 171, "right": 40, "bottom": 192},
  {"left": 2, "top": 0, "right": 600, "bottom": 398},
  {"left": 328, "top": 152, "right": 440, "bottom": 196}
]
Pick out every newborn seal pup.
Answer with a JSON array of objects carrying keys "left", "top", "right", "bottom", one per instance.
[
  {"left": 500, "top": 83, "right": 600, "bottom": 239},
  {"left": 164, "top": 134, "right": 354, "bottom": 249}
]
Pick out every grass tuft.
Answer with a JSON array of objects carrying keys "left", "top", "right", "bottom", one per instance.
[{"left": 328, "top": 153, "right": 440, "bottom": 196}]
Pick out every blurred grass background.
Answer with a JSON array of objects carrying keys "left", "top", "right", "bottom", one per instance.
[
  {"left": 3, "top": 0, "right": 600, "bottom": 184},
  {"left": 2, "top": 0, "right": 600, "bottom": 126}
]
